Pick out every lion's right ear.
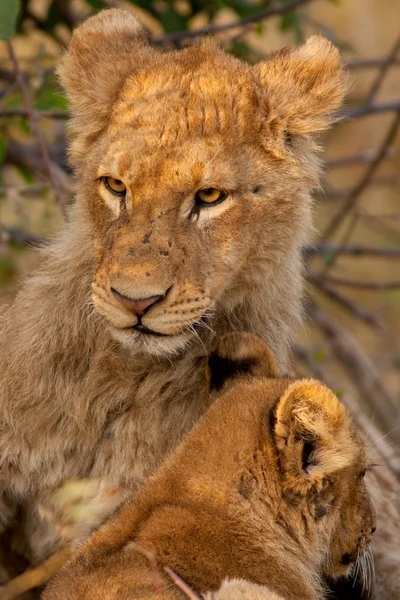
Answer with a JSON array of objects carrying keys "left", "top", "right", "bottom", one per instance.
[
  {"left": 206, "top": 332, "right": 278, "bottom": 391},
  {"left": 273, "top": 380, "right": 357, "bottom": 495},
  {"left": 58, "top": 9, "right": 152, "bottom": 160}
]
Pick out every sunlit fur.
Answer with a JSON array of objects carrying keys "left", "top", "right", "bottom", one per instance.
[
  {"left": 42, "top": 333, "right": 375, "bottom": 600},
  {"left": 0, "top": 10, "right": 350, "bottom": 569}
]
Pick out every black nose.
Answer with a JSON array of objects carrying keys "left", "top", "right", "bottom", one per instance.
[
  {"left": 111, "top": 288, "right": 164, "bottom": 316},
  {"left": 371, "top": 526, "right": 376, "bottom": 534}
]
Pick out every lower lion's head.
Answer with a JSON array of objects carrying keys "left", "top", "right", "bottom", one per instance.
[
  {"left": 59, "top": 9, "right": 347, "bottom": 357},
  {"left": 203, "top": 333, "right": 376, "bottom": 583}
]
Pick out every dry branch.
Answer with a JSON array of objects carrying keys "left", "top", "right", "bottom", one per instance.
[
  {"left": 0, "top": 226, "right": 43, "bottom": 247},
  {"left": 164, "top": 567, "right": 202, "bottom": 600},
  {"left": 310, "top": 275, "right": 382, "bottom": 328},
  {"left": 314, "top": 274, "right": 400, "bottom": 290},
  {"left": 0, "top": 108, "right": 68, "bottom": 119},
  {"left": 339, "top": 100, "right": 400, "bottom": 120},
  {"left": 347, "top": 57, "right": 400, "bottom": 70},
  {"left": 364, "top": 36, "right": 400, "bottom": 105},
  {"left": 322, "top": 110, "right": 400, "bottom": 241},
  {"left": 326, "top": 147, "right": 394, "bottom": 168},
  {"left": 307, "top": 243, "right": 400, "bottom": 257},
  {"left": 0, "top": 549, "right": 70, "bottom": 600}
]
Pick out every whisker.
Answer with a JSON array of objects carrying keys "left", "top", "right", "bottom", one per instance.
[{"left": 368, "top": 425, "right": 400, "bottom": 449}]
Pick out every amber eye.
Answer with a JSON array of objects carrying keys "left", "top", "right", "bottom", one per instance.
[
  {"left": 103, "top": 176, "right": 126, "bottom": 196},
  {"left": 195, "top": 188, "right": 227, "bottom": 206}
]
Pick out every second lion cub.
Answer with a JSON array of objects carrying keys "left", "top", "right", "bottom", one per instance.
[{"left": 43, "top": 333, "right": 375, "bottom": 600}]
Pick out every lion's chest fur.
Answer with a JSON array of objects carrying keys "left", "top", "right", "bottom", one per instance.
[{"left": 1, "top": 326, "right": 210, "bottom": 562}]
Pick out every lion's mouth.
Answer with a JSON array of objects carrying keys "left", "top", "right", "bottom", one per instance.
[{"left": 132, "top": 323, "right": 171, "bottom": 337}]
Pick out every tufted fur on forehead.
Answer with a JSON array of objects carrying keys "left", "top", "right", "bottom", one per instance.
[{"left": 59, "top": 9, "right": 347, "bottom": 169}]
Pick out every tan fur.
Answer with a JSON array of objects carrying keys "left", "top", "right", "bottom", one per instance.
[
  {"left": 0, "top": 10, "right": 347, "bottom": 570},
  {"left": 42, "top": 333, "right": 375, "bottom": 600}
]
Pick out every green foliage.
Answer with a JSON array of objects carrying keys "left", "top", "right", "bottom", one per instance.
[
  {"left": 0, "top": 0, "right": 20, "bottom": 40},
  {"left": 314, "top": 348, "right": 325, "bottom": 364},
  {"left": 0, "top": 256, "right": 16, "bottom": 284},
  {"left": 15, "top": 0, "right": 322, "bottom": 37},
  {"left": 0, "top": 136, "right": 7, "bottom": 166}
]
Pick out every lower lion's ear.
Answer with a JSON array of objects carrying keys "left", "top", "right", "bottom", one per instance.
[
  {"left": 273, "top": 380, "right": 357, "bottom": 492},
  {"left": 206, "top": 332, "right": 278, "bottom": 391}
]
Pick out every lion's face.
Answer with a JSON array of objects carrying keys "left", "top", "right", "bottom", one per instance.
[
  {"left": 324, "top": 448, "right": 376, "bottom": 579},
  {"left": 89, "top": 124, "right": 278, "bottom": 357},
  {"left": 59, "top": 10, "right": 347, "bottom": 356}
]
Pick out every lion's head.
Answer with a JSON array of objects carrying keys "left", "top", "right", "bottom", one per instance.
[{"left": 59, "top": 10, "right": 346, "bottom": 358}]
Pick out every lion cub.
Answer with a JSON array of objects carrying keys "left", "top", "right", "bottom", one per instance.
[{"left": 43, "top": 333, "right": 375, "bottom": 600}]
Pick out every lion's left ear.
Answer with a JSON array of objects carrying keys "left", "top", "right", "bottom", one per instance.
[
  {"left": 206, "top": 332, "right": 278, "bottom": 391},
  {"left": 254, "top": 36, "right": 348, "bottom": 156},
  {"left": 273, "top": 380, "right": 357, "bottom": 494}
]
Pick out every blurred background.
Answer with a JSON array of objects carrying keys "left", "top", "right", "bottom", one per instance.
[{"left": 0, "top": 0, "right": 399, "bottom": 471}]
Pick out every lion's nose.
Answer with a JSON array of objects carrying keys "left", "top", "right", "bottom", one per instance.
[{"left": 111, "top": 288, "right": 164, "bottom": 316}]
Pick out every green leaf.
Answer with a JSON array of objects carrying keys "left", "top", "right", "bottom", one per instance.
[
  {"left": 0, "top": 256, "right": 16, "bottom": 284},
  {"left": 16, "top": 164, "right": 35, "bottom": 184},
  {"left": 314, "top": 348, "right": 325, "bottom": 364},
  {"left": 0, "top": 0, "right": 20, "bottom": 40},
  {"left": 0, "top": 135, "right": 7, "bottom": 165}
]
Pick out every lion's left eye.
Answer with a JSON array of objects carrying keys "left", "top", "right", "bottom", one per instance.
[
  {"left": 195, "top": 188, "right": 227, "bottom": 206},
  {"left": 103, "top": 176, "right": 126, "bottom": 196}
]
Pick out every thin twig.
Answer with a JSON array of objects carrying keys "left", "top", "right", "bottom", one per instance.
[
  {"left": 320, "top": 175, "right": 400, "bottom": 200},
  {"left": 307, "top": 243, "right": 400, "bottom": 258},
  {"left": 6, "top": 41, "right": 68, "bottom": 219},
  {"left": 164, "top": 567, "right": 202, "bottom": 600},
  {"left": 152, "top": 0, "right": 315, "bottom": 45},
  {"left": 312, "top": 275, "right": 400, "bottom": 290},
  {"left": 310, "top": 276, "right": 382, "bottom": 328},
  {"left": 0, "top": 548, "right": 70, "bottom": 600},
  {"left": 326, "top": 147, "right": 394, "bottom": 168},
  {"left": 0, "top": 226, "right": 43, "bottom": 247},
  {"left": 364, "top": 36, "right": 400, "bottom": 105},
  {"left": 322, "top": 110, "right": 400, "bottom": 241},
  {"left": 0, "top": 108, "right": 68, "bottom": 119},
  {"left": 338, "top": 100, "right": 400, "bottom": 120},
  {"left": 347, "top": 57, "right": 400, "bottom": 70}
]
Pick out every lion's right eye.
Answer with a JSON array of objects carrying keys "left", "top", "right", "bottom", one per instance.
[
  {"left": 103, "top": 177, "right": 126, "bottom": 196},
  {"left": 195, "top": 188, "right": 227, "bottom": 206}
]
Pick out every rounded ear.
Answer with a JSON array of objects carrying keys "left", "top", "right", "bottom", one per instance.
[
  {"left": 254, "top": 36, "right": 348, "bottom": 158},
  {"left": 273, "top": 380, "right": 358, "bottom": 494},
  {"left": 206, "top": 332, "right": 278, "bottom": 391},
  {"left": 58, "top": 9, "right": 153, "bottom": 166}
]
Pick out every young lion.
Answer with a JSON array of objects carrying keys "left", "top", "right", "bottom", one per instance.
[
  {"left": 0, "top": 8, "right": 348, "bottom": 572},
  {"left": 42, "top": 333, "right": 375, "bottom": 600}
]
